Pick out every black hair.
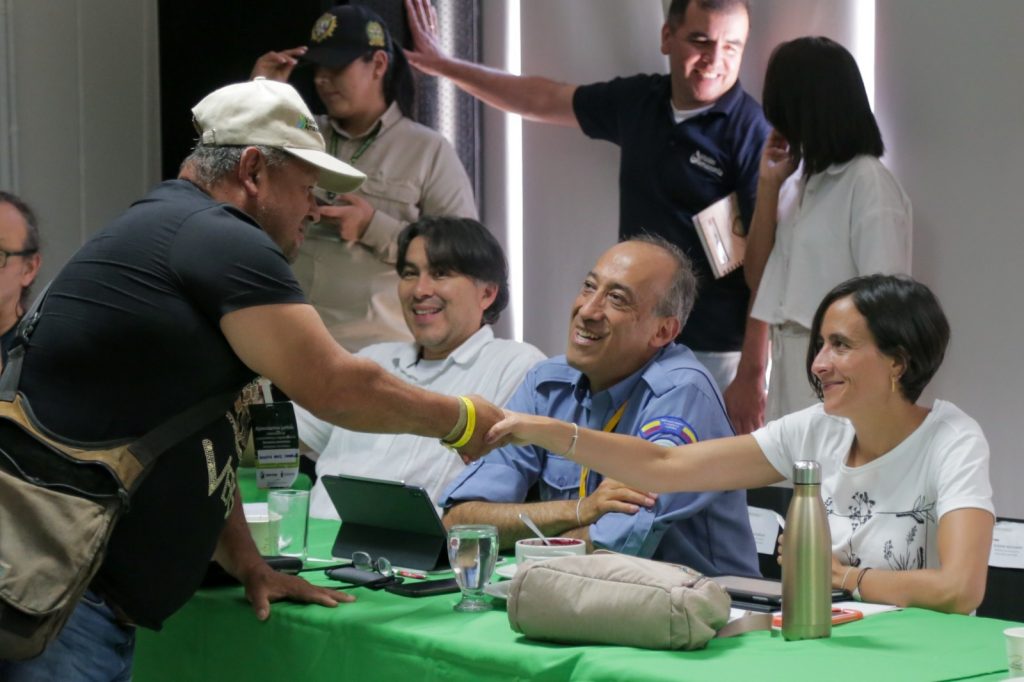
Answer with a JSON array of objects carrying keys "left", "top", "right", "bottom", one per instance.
[
  {"left": 762, "top": 36, "right": 884, "bottom": 176},
  {"left": 0, "top": 190, "right": 41, "bottom": 310},
  {"left": 396, "top": 216, "right": 509, "bottom": 325},
  {"left": 667, "top": 0, "right": 750, "bottom": 28},
  {"left": 357, "top": 24, "right": 415, "bottom": 116},
  {"left": 806, "top": 275, "right": 950, "bottom": 403}
]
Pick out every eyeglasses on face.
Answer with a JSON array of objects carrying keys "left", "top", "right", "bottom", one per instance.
[
  {"left": 0, "top": 249, "right": 36, "bottom": 268},
  {"left": 351, "top": 551, "right": 393, "bottom": 578}
]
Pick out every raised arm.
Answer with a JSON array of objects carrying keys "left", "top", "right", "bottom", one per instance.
[
  {"left": 404, "top": 0, "right": 578, "bottom": 127},
  {"left": 488, "top": 412, "right": 784, "bottom": 493},
  {"left": 834, "top": 508, "right": 993, "bottom": 614},
  {"left": 744, "top": 129, "right": 798, "bottom": 291},
  {"left": 220, "top": 302, "right": 500, "bottom": 459},
  {"left": 250, "top": 46, "right": 308, "bottom": 82}
]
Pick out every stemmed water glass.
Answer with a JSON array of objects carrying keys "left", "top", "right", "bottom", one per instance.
[{"left": 447, "top": 524, "right": 499, "bottom": 612}]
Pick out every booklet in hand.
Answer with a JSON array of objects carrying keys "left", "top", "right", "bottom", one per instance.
[{"left": 692, "top": 193, "right": 745, "bottom": 279}]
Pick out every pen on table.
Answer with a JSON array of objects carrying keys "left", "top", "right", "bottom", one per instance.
[{"left": 396, "top": 569, "right": 427, "bottom": 579}]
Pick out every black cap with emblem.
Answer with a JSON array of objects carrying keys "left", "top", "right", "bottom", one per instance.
[{"left": 303, "top": 5, "right": 392, "bottom": 70}]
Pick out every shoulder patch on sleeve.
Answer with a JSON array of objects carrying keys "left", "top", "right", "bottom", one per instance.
[{"left": 638, "top": 417, "right": 699, "bottom": 446}]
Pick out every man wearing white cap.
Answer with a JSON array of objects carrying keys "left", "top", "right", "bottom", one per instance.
[{"left": 0, "top": 78, "right": 501, "bottom": 679}]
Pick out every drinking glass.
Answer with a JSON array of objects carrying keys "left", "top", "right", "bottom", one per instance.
[
  {"left": 268, "top": 489, "right": 309, "bottom": 559},
  {"left": 447, "top": 524, "right": 499, "bottom": 612}
]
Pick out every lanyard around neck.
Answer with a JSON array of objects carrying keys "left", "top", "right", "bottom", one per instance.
[
  {"left": 577, "top": 401, "right": 628, "bottom": 499},
  {"left": 329, "top": 119, "right": 383, "bottom": 164}
]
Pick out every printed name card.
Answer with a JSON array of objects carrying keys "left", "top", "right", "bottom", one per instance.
[{"left": 990, "top": 520, "right": 1024, "bottom": 569}]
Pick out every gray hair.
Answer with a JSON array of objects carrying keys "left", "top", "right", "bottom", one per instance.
[
  {"left": 181, "top": 144, "right": 292, "bottom": 188},
  {"left": 625, "top": 233, "right": 697, "bottom": 326}
]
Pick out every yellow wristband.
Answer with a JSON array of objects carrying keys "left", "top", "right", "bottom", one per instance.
[{"left": 449, "top": 396, "right": 476, "bottom": 449}]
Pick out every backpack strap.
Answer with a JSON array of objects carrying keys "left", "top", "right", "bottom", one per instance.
[
  {"left": 0, "top": 282, "right": 50, "bottom": 402},
  {"left": 0, "top": 281, "right": 245, "bottom": 468}
]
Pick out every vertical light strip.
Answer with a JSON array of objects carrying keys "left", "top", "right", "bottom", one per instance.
[
  {"left": 506, "top": 0, "right": 524, "bottom": 342},
  {"left": 436, "top": 0, "right": 458, "bottom": 144},
  {"left": 853, "top": 0, "right": 876, "bottom": 109}
]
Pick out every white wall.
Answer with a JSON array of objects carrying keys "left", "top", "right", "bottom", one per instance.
[
  {"left": 6, "top": 0, "right": 161, "bottom": 288},
  {"left": 517, "top": 0, "right": 667, "bottom": 355},
  {"left": 876, "top": 1, "right": 1024, "bottom": 518}
]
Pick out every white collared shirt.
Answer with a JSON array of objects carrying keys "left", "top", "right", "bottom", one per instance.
[
  {"left": 752, "top": 155, "right": 912, "bottom": 328},
  {"left": 296, "top": 326, "right": 545, "bottom": 519}
]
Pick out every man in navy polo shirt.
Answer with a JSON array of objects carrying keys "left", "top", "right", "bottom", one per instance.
[{"left": 405, "top": 0, "right": 770, "bottom": 434}]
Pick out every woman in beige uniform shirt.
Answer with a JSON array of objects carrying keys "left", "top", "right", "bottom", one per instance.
[{"left": 253, "top": 5, "right": 477, "bottom": 351}]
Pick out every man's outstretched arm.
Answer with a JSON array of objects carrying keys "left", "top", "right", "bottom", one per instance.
[{"left": 404, "top": 0, "right": 579, "bottom": 127}]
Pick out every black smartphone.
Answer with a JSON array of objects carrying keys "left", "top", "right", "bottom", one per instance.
[{"left": 384, "top": 578, "right": 460, "bottom": 598}]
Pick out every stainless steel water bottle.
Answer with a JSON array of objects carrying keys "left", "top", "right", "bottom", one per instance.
[{"left": 782, "top": 460, "right": 832, "bottom": 641}]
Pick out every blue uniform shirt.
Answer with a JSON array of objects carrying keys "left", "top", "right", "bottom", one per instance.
[
  {"left": 441, "top": 344, "right": 760, "bottom": 577},
  {"left": 573, "top": 76, "right": 770, "bottom": 352}
]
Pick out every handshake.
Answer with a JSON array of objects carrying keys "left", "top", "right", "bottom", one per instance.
[{"left": 440, "top": 395, "right": 553, "bottom": 466}]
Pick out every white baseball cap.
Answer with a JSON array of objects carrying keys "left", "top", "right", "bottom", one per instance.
[{"left": 191, "top": 78, "right": 365, "bottom": 194}]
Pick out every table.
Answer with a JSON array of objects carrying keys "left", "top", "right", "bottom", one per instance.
[{"left": 134, "top": 520, "right": 1016, "bottom": 682}]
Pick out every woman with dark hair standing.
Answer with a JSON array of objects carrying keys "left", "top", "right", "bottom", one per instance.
[
  {"left": 744, "top": 37, "right": 912, "bottom": 420},
  {"left": 252, "top": 5, "right": 476, "bottom": 352},
  {"left": 487, "top": 275, "right": 994, "bottom": 614}
]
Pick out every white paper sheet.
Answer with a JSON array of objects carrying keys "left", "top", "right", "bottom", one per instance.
[
  {"left": 990, "top": 520, "right": 1024, "bottom": 569},
  {"left": 747, "top": 506, "right": 784, "bottom": 555}
]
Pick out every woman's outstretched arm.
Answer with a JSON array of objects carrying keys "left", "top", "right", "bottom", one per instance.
[{"left": 487, "top": 410, "right": 785, "bottom": 493}]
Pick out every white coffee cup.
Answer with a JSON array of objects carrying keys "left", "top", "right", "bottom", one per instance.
[
  {"left": 514, "top": 537, "right": 586, "bottom": 566},
  {"left": 243, "top": 502, "right": 280, "bottom": 556},
  {"left": 1005, "top": 626, "right": 1024, "bottom": 675}
]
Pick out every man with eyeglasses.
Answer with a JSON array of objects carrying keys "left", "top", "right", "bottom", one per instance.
[
  {"left": 405, "top": 0, "right": 771, "bottom": 436},
  {"left": 0, "top": 191, "right": 42, "bottom": 368},
  {"left": 0, "top": 79, "right": 503, "bottom": 680}
]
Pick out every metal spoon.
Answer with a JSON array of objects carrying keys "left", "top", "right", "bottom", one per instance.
[{"left": 518, "top": 512, "right": 552, "bottom": 545}]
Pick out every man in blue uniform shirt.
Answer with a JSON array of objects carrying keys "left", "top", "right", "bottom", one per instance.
[
  {"left": 405, "top": 0, "right": 771, "bottom": 435},
  {"left": 441, "top": 237, "right": 759, "bottom": 576}
]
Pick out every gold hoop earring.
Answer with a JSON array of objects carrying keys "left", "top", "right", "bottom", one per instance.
[{"left": 891, "top": 376, "right": 898, "bottom": 394}]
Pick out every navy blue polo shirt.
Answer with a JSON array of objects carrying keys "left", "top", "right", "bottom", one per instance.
[{"left": 573, "top": 75, "right": 769, "bottom": 352}]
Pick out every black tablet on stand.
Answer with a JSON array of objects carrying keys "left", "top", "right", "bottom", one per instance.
[{"left": 321, "top": 474, "right": 450, "bottom": 572}]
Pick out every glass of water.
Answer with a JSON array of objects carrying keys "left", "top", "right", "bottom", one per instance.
[
  {"left": 268, "top": 489, "right": 309, "bottom": 559},
  {"left": 447, "top": 524, "right": 499, "bottom": 612}
]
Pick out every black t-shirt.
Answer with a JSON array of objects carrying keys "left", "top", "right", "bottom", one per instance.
[
  {"left": 573, "top": 75, "right": 770, "bottom": 352},
  {"left": 20, "top": 179, "right": 306, "bottom": 628}
]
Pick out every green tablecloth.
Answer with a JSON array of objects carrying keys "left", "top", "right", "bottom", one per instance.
[{"left": 135, "top": 520, "right": 1015, "bottom": 681}]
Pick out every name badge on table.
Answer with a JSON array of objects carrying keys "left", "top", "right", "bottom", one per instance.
[{"left": 251, "top": 401, "right": 300, "bottom": 489}]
